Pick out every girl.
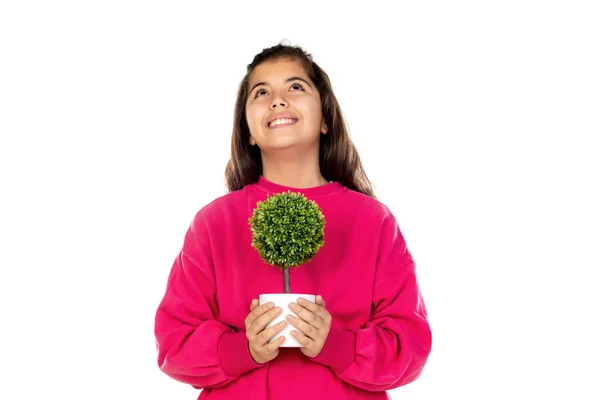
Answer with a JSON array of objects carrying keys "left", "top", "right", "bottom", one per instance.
[{"left": 154, "top": 42, "right": 432, "bottom": 399}]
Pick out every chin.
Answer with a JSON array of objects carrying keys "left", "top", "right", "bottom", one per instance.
[{"left": 263, "top": 143, "right": 299, "bottom": 152}]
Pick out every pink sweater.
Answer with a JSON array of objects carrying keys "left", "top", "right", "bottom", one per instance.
[{"left": 154, "top": 176, "right": 432, "bottom": 399}]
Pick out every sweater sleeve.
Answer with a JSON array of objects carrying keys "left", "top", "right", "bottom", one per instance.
[
  {"left": 154, "top": 210, "right": 265, "bottom": 389},
  {"left": 309, "top": 212, "right": 432, "bottom": 391}
]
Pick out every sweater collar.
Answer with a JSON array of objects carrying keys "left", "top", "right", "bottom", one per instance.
[{"left": 254, "top": 175, "right": 344, "bottom": 197}]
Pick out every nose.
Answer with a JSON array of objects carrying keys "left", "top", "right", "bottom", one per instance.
[
  {"left": 270, "top": 91, "right": 288, "bottom": 108},
  {"left": 271, "top": 101, "right": 287, "bottom": 108}
]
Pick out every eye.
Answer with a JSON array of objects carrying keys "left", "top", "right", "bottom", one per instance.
[
  {"left": 290, "top": 82, "right": 305, "bottom": 91},
  {"left": 253, "top": 82, "right": 305, "bottom": 99}
]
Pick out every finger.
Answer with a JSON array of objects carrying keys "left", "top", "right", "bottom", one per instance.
[
  {"left": 246, "top": 302, "right": 275, "bottom": 328},
  {"left": 287, "top": 314, "right": 318, "bottom": 339},
  {"left": 298, "top": 297, "right": 325, "bottom": 313},
  {"left": 249, "top": 299, "right": 258, "bottom": 311},
  {"left": 290, "top": 301, "right": 324, "bottom": 328},
  {"left": 296, "top": 298, "right": 330, "bottom": 322},
  {"left": 260, "top": 320, "right": 287, "bottom": 344},
  {"left": 316, "top": 295, "right": 326, "bottom": 308},
  {"left": 265, "top": 335, "right": 286, "bottom": 353},
  {"left": 251, "top": 306, "right": 282, "bottom": 335},
  {"left": 291, "top": 330, "right": 312, "bottom": 347}
]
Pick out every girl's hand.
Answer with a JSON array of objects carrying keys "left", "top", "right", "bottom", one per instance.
[
  {"left": 246, "top": 299, "right": 288, "bottom": 364},
  {"left": 287, "top": 295, "right": 332, "bottom": 358}
]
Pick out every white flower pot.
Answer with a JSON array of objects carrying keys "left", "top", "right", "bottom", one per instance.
[{"left": 259, "top": 293, "right": 316, "bottom": 348}]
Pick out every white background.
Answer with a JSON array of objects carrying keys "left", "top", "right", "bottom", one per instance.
[{"left": 1, "top": 1, "right": 598, "bottom": 399}]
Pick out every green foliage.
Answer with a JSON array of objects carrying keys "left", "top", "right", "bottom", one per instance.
[{"left": 249, "top": 191, "right": 325, "bottom": 270}]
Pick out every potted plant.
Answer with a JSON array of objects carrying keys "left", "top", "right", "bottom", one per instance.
[{"left": 249, "top": 191, "right": 326, "bottom": 347}]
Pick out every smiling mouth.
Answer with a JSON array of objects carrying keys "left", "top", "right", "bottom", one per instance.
[{"left": 268, "top": 118, "right": 298, "bottom": 128}]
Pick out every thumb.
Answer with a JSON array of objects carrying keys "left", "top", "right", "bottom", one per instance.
[
  {"left": 317, "top": 295, "right": 326, "bottom": 308},
  {"left": 249, "top": 299, "right": 258, "bottom": 310}
]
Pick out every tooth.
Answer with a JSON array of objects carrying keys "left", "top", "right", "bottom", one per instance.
[{"left": 269, "top": 118, "right": 297, "bottom": 127}]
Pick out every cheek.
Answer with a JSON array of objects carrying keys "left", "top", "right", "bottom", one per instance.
[
  {"left": 245, "top": 107, "right": 259, "bottom": 129},
  {"left": 301, "top": 100, "right": 324, "bottom": 124}
]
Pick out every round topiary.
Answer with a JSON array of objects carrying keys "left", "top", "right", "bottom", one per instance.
[{"left": 249, "top": 191, "right": 326, "bottom": 293}]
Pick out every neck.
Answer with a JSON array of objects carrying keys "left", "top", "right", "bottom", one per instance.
[{"left": 261, "top": 150, "right": 328, "bottom": 188}]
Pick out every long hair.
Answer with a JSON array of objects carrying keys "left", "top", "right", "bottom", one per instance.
[{"left": 224, "top": 41, "right": 376, "bottom": 198}]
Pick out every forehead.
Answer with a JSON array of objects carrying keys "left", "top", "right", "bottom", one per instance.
[{"left": 249, "top": 59, "right": 310, "bottom": 85}]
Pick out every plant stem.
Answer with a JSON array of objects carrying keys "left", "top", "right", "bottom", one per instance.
[{"left": 283, "top": 268, "right": 290, "bottom": 294}]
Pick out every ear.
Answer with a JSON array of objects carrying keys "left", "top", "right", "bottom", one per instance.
[
  {"left": 321, "top": 122, "right": 328, "bottom": 134},
  {"left": 249, "top": 136, "right": 256, "bottom": 145}
]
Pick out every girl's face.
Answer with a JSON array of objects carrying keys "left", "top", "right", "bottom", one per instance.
[{"left": 245, "top": 58, "right": 327, "bottom": 153}]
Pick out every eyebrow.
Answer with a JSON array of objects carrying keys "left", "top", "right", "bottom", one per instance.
[{"left": 249, "top": 76, "right": 313, "bottom": 94}]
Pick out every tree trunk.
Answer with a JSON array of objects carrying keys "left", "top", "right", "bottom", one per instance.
[{"left": 283, "top": 268, "right": 290, "bottom": 294}]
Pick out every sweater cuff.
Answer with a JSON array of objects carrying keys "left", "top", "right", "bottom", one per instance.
[
  {"left": 218, "top": 331, "right": 264, "bottom": 377},
  {"left": 308, "top": 328, "right": 356, "bottom": 372}
]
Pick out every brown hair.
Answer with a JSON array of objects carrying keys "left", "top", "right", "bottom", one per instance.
[{"left": 224, "top": 41, "right": 376, "bottom": 198}]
